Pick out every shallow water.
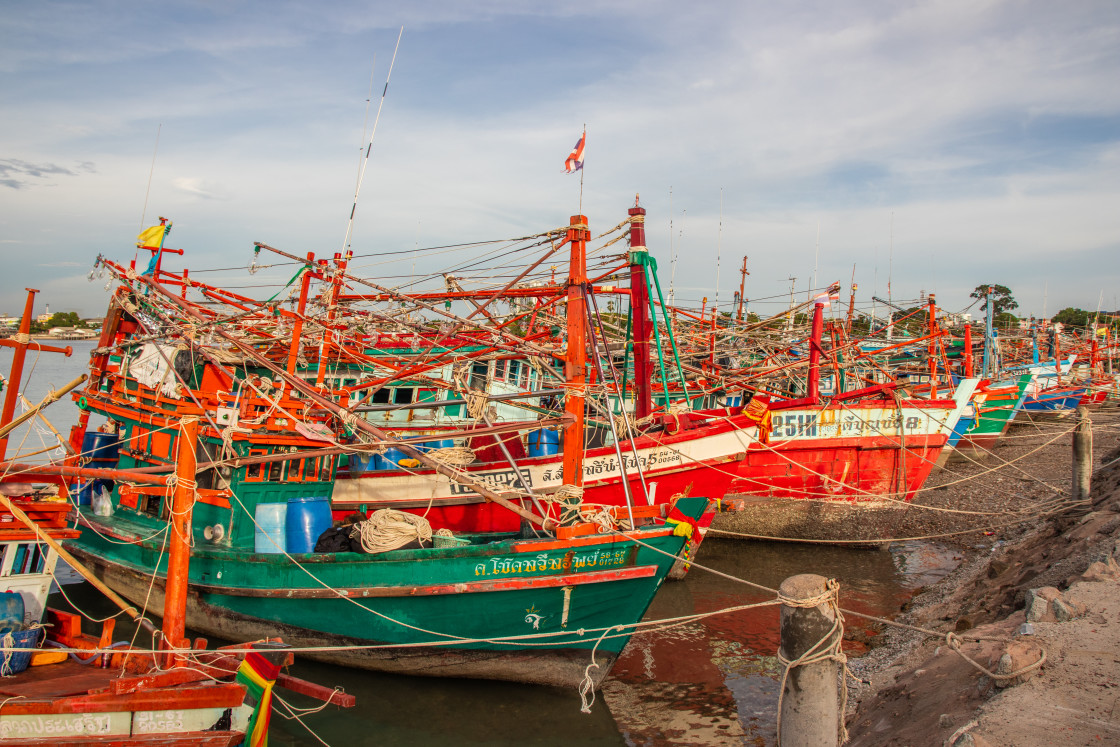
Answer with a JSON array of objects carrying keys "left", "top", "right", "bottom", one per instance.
[
  {"left": 1, "top": 339, "right": 101, "bottom": 460},
  {"left": 48, "top": 538, "right": 959, "bottom": 746}
]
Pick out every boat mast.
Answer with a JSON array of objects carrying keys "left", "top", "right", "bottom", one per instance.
[
  {"left": 628, "top": 199, "right": 653, "bottom": 420},
  {"left": 0, "top": 289, "right": 72, "bottom": 461},
  {"left": 963, "top": 322, "right": 974, "bottom": 378},
  {"left": 807, "top": 301, "right": 824, "bottom": 403},
  {"left": 928, "top": 293, "right": 938, "bottom": 398},
  {"left": 736, "top": 256, "right": 749, "bottom": 322},
  {"left": 161, "top": 416, "right": 198, "bottom": 667},
  {"left": 286, "top": 252, "right": 316, "bottom": 375},
  {"left": 563, "top": 215, "right": 589, "bottom": 488},
  {"left": 983, "top": 286, "right": 994, "bottom": 378}
]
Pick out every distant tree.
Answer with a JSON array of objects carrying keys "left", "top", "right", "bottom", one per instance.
[
  {"left": 970, "top": 284, "right": 1018, "bottom": 316},
  {"left": 1051, "top": 307, "right": 1093, "bottom": 327},
  {"left": 47, "top": 311, "right": 82, "bottom": 328}
]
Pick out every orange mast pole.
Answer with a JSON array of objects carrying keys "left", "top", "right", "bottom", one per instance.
[
  {"left": 0, "top": 289, "right": 72, "bottom": 460},
  {"left": 562, "top": 215, "right": 588, "bottom": 489},
  {"left": 161, "top": 415, "right": 198, "bottom": 667},
  {"left": 286, "top": 252, "right": 315, "bottom": 375}
]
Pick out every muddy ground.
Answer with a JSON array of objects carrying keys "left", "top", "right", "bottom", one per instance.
[{"left": 845, "top": 406, "right": 1120, "bottom": 746}]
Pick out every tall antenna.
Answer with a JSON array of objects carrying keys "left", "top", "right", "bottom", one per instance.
[
  {"left": 670, "top": 209, "right": 684, "bottom": 305},
  {"left": 812, "top": 220, "right": 820, "bottom": 291},
  {"left": 353, "top": 55, "right": 378, "bottom": 195},
  {"left": 887, "top": 210, "right": 894, "bottom": 304},
  {"left": 714, "top": 188, "right": 723, "bottom": 309},
  {"left": 578, "top": 123, "right": 586, "bottom": 215},
  {"left": 136, "top": 123, "right": 162, "bottom": 263},
  {"left": 342, "top": 27, "right": 404, "bottom": 254}
]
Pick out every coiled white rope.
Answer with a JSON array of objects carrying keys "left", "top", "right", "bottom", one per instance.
[{"left": 351, "top": 509, "right": 433, "bottom": 554}]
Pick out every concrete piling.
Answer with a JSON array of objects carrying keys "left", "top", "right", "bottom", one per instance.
[
  {"left": 778, "top": 573, "right": 843, "bottom": 746},
  {"left": 1072, "top": 405, "right": 1092, "bottom": 507}
]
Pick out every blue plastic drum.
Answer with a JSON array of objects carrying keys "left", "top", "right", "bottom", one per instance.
[
  {"left": 528, "top": 428, "right": 561, "bottom": 458},
  {"left": 285, "top": 496, "right": 333, "bottom": 554},
  {"left": 254, "top": 502, "right": 287, "bottom": 554}
]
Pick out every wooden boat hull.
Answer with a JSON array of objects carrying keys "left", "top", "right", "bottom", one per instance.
[
  {"left": 727, "top": 400, "right": 954, "bottom": 501},
  {"left": 955, "top": 373, "right": 1032, "bottom": 454},
  {"left": 66, "top": 497, "right": 711, "bottom": 689},
  {"left": 1021, "top": 385, "right": 1085, "bottom": 415}
]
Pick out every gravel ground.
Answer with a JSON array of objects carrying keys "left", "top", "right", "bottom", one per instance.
[
  {"left": 843, "top": 405, "right": 1120, "bottom": 746},
  {"left": 890, "top": 406, "right": 1120, "bottom": 547}
]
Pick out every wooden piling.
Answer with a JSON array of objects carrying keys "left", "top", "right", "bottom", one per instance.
[
  {"left": 1072, "top": 405, "right": 1092, "bottom": 506},
  {"left": 778, "top": 573, "right": 843, "bottom": 746}
]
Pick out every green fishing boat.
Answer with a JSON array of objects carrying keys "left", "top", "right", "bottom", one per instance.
[
  {"left": 60, "top": 213, "right": 714, "bottom": 690},
  {"left": 957, "top": 373, "right": 1032, "bottom": 452}
]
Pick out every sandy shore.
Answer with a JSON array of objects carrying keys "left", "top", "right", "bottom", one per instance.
[{"left": 845, "top": 406, "right": 1120, "bottom": 745}]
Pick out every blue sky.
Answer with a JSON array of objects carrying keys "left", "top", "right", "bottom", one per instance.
[{"left": 2, "top": 0, "right": 1119, "bottom": 320}]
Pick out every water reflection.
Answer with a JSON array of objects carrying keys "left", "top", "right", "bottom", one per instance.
[
  {"left": 46, "top": 537, "right": 957, "bottom": 746},
  {"left": 604, "top": 538, "right": 958, "bottom": 746}
]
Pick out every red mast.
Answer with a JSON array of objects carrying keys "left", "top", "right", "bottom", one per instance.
[
  {"left": 928, "top": 293, "right": 938, "bottom": 399},
  {"left": 562, "top": 215, "right": 589, "bottom": 488},
  {"left": 963, "top": 323, "right": 974, "bottom": 378},
  {"left": 807, "top": 301, "right": 824, "bottom": 404},
  {"left": 628, "top": 199, "right": 653, "bottom": 420}
]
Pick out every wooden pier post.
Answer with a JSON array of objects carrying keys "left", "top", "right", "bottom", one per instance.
[
  {"left": 1072, "top": 405, "right": 1092, "bottom": 507},
  {"left": 778, "top": 573, "right": 843, "bottom": 746}
]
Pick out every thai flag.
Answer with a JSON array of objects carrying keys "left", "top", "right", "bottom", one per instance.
[
  {"left": 814, "top": 281, "right": 842, "bottom": 307},
  {"left": 564, "top": 131, "right": 586, "bottom": 173}
]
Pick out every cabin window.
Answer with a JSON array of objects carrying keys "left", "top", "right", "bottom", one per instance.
[
  {"left": 519, "top": 365, "right": 530, "bottom": 388},
  {"left": 494, "top": 360, "right": 506, "bottom": 381},
  {"left": 469, "top": 362, "right": 489, "bottom": 391},
  {"left": 393, "top": 388, "right": 415, "bottom": 405},
  {"left": 508, "top": 360, "right": 521, "bottom": 386},
  {"left": 3, "top": 543, "right": 46, "bottom": 576},
  {"left": 127, "top": 425, "right": 149, "bottom": 455},
  {"left": 245, "top": 449, "right": 268, "bottom": 482},
  {"left": 318, "top": 455, "right": 334, "bottom": 482},
  {"left": 195, "top": 438, "right": 219, "bottom": 491},
  {"left": 371, "top": 388, "right": 391, "bottom": 404},
  {"left": 268, "top": 459, "right": 283, "bottom": 482},
  {"left": 304, "top": 457, "right": 319, "bottom": 480}
]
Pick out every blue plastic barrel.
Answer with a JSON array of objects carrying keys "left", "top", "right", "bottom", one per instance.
[
  {"left": 82, "top": 432, "right": 120, "bottom": 462},
  {"left": 76, "top": 480, "right": 97, "bottom": 506},
  {"left": 0, "top": 628, "right": 39, "bottom": 675},
  {"left": 377, "top": 447, "right": 408, "bottom": 469},
  {"left": 0, "top": 591, "right": 24, "bottom": 635},
  {"left": 254, "top": 503, "right": 288, "bottom": 554},
  {"left": 528, "top": 428, "right": 561, "bottom": 458},
  {"left": 285, "top": 496, "right": 333, "bottom": 554}
]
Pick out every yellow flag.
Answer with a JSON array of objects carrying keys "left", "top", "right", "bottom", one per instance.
[{"left": 137, "top": 225, "right": 165, "bottom": 247}]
